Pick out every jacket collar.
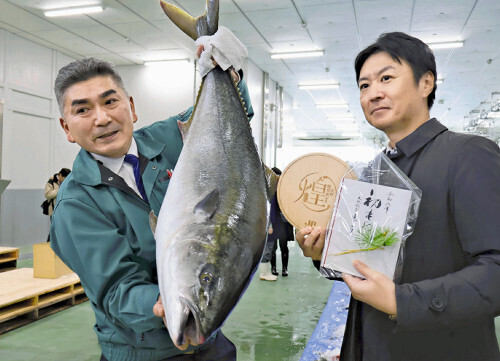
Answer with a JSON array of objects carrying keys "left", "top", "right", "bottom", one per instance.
[
  {"left": 71, "top": 131, "right": 166, "bottom": 186},
  {"left": 390, "top": 118, "right": 447, "bottom": 159}
]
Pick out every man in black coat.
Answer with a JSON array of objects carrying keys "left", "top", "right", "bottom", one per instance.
[{"left": 296, "top": 32, "right": 500, "bottom": 360}]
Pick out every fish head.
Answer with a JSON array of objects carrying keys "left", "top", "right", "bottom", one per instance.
[{"left": 161, "top": 223, "right": 256, "bottom": 347}]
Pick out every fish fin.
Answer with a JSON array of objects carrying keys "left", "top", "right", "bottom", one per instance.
[
  {"left": 194, "top": 189, "right": 220, "bottom": 220},
  {"left": 160, "top": 1, "right": 197, "bottom": 40},
  {"left": 149, "top": 210, "right": 158, "bottom": 235},
  {"left": 264, "top": 165, "right": 279, "bottom": 199},
  {"left": 231, "top": 76, "right": 250, "bottom": 120},
  {"left": 177, "top": 118, "right": 192, "bottom": 141},
  {"left": 178, "top": 77, "right": 207, "bottom": 140},
  {"left": 160, "top": 0, "right": 219, "bottom": 39}
]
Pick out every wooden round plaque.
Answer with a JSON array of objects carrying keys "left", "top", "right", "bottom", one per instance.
[{"left": 277, "top": 153, "right": 356, "bottom": 229}]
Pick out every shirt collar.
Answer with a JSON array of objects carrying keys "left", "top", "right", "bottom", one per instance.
[
  {"left": 388, "top": 118, "right": 447, "bottom": 158},
  {"left": 91, "top": 138, "right": 138, "bottom": 174}
]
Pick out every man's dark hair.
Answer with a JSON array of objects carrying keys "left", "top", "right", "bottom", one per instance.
[
  {"left": 54, "top": 57, "right": 127, "bottom": 116},
  {"left": 59, "top": 168, "right": 71, "bottom": 177},
  {"left": 354, "top": 32, "right": 437, "bottom": 109}
]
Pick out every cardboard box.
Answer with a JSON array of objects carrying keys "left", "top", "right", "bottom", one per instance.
[{"left": 33, "top": 243, "right": 73, "bottom": 279}]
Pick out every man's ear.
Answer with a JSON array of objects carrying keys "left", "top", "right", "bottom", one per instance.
[
  {"left": 129, "top": 96, "right": 138, "bottom": 124},
  {"left": 420, "top": 71, "right": 435, "bottom": 98},
  {"left": 59, "top": 117, "right": 76, "bottom": 143}
]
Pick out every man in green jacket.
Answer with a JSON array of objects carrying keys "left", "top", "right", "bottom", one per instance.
[{"left": 50, "top": 55, "right": 253, "bottom": 361}]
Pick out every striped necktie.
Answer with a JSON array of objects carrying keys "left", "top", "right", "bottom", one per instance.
[{"left": 124, "top": 154, "right": 148, "bottom": 203}]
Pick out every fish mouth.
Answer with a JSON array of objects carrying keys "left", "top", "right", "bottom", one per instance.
[{"left": 175, "top": 297, "right": 206, "bottom": 346}]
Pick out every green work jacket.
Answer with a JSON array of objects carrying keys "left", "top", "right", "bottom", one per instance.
[{"left": 51, "top": 80, "right": 253, "bottom": 361}]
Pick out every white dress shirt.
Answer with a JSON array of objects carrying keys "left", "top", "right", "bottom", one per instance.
[{"left": 91, "top": 138, "right": 144, "bottom": 199}]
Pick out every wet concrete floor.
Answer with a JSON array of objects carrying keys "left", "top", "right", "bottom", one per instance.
[
  {"left": 0, "top": 243, "right": 334, "bottom": 361},
  {"left": 2, "top": 244, "right": 499, "bottom": 360}
]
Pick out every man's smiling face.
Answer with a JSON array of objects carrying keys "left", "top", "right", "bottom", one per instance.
[
  {"left": 358, "top": 51, "right": 431, "bottom": 143},
  {"left": 59, "top": 75, "right": 138, "bottom": 158}
]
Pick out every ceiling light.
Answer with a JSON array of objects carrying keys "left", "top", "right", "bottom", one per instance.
[
  {"left": 487, "top": 112, "right": 500, "bottom": 119},
  {"left": 328, "top": 122, "right": 357, "bottom": 128},
  {"left": 334, "top": 127, "right": 360, "bottom": 134},
  {"left": 340, "top": 132, "right": 361, "bottom": 138},
  {"left": 271, "top": 50, "right": 324, "bottom": 59},
  {"left": 315, "top": 103, "right": 348, "bottom": 109},
  {"left": 427, "top": 41, "right": 464, "bottom": 50},
  {"left": 327, "top": 114, "right": 355, "bottom": 119},
  {"left": 144, "top": 59, "right": 191, "bottom": 66},
  {"left": 44, "top": 5, "right": 103, "bottom": 17},
  {"left": 298, "top": 83, "right": 339, "bottom": 90},
  {"left": 330, "top": 121, "right": 359, "bottom": 127},
  {"left": 436, "top": 78, "right": 444, "bottom": 85}
]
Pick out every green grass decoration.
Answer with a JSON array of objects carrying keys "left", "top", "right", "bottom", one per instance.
[{"left": 332, "top": 224, "right": 399, "bottom": 256}]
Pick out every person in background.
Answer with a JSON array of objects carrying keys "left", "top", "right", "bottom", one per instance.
[
  {"left": 260, "top": 225, "right": 278, "bottom": 281},
  {"left": 296, "top": 31, "right": 500, "bottom": 361},
  {"left": 259, "top": 167, "right": 288, "bottom": 282},
  {"left": 44, "top": 168, "right": 71, "bottom": 218},
  {"left": 50, "top": 39, "right": 254, "bottom": 361},
  {"left": 44, "top": 168, "right": 71, "bottom": 242},
  {"left": 268, "top": 167, "right": 294, "bottom": 277}
]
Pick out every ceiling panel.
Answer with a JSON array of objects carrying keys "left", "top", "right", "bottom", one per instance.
[
  {"left": 466, "top": 0, "right": 500, "bottom": 27},
  {"left": 33, "top": 29, "right": 112, "bottom": 54},
  {"left": 114, "top": 0, "right": 176, "bottom": 22},
  {"left": 109, "top": 22, "right": 179, "bottom": 50},
  {"left": 0, "top": 0, "right": 497, "bottom": 141},
  {"left": 218, "top": 12, "right": 265, "bottom": 45},
  {"left": 229, "top": 0, "right": 292, "bottom": 12},
  {"left": 411, "top": 0, "right": 477, "bottom": 34},
  {"left": 0, "top": 0, "right": 60, "bottom": 33}
]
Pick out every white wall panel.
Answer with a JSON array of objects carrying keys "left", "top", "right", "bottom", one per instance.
[
  {"left": 117, "top": 61, "right": 196, "bottom": 128},
  {"left": 0, "top": 30, "right": 4, "bottom": 84},
  {"left": 55, "top": 52, "right": 76, "bottom": 78},
  {"left": 6, "top": 34, "right": 53, "bottom": 98},
  {"left": 276, "top": 91, "right": 295, "bottom": 171},
  {"left": 54, "top": 52, "right": 77, "bottom": 114},
  {"left": 52, "top": 119, "right": 80, "bottom": 173},
  {"left": 3, "top": 111, "right": 51, "bottom": 189},
  {"left": 11, "top": 90, "right": 52, "bottom": 117},
  {"left": 51, "top": 52, "right": 81, "bottom": 174},
  {"left": 263, "top": 78, "right": 277, "bottom": 167}
]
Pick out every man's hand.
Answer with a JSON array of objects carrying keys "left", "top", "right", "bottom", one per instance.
[
  {"left": 295, "top": 226, "right": 326, "bottom": 261},
  {"left": 153, "top": 296, "right": 194, "bottom": 351},
  {"left": 196, "top": 44, "right": 240, "bottom": 83},
  {"left": 153, "top": 296, "right": 167, "bottom": 327},
  {"left": 342, "top": 260, "right": 397, "bottom": 316}
]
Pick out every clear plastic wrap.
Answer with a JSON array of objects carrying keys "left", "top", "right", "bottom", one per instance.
[{"left": 320, "top": 152, "right": 422, "bottom": 282}]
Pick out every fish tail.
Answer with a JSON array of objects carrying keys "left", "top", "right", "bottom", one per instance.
[
  {"left": 160, "top": 0, "right": 219, "bottom": 40},
  {"left": 205, "top": 0, "right": 219, "bottom": 36}
]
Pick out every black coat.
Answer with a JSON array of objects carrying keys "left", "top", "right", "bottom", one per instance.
[{"left": 341, "top": 119, "right": 500, "bottom": 361}]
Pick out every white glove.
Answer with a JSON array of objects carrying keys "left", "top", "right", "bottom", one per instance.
[{"left": 195, "top": 26, "right": 248, "bottom": 78}]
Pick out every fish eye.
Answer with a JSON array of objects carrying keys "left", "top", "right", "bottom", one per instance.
[{"left": 200, "top": 272, "right": 213, "bottom": 284}]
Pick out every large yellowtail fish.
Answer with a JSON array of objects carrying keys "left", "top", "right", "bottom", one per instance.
[{"left": 152, "top": 0, "right": 277, "bottom": 348}]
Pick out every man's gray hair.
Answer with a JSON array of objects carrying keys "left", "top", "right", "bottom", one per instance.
[{"left": 54, "top": 57, "right": 127, "bottom": 116}]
